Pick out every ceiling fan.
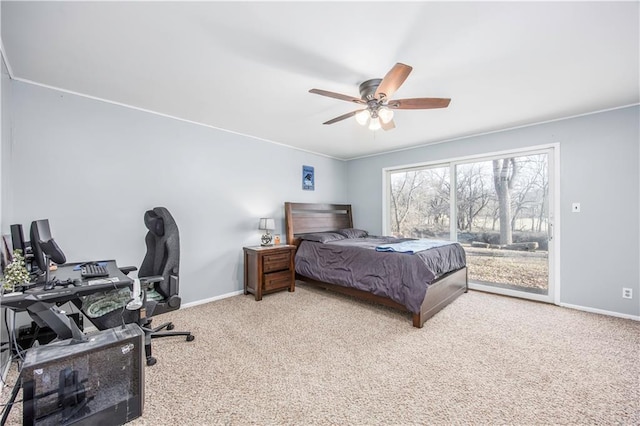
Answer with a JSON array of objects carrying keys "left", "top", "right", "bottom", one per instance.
[{"left": 309, "top": 63, "right": 450, "bottom": 131}]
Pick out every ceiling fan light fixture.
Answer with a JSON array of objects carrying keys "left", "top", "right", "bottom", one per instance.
[
  {"left": 355, "top": 110, "right": 370, "bottom": 126},
  {"left": 368, "top": 117, "right": 381, "bottom": 131},
  {"left": 378, "top": 107, "right": 394, "bottom": 124},
  {"left": 310, "top": 62, "right": 451, "bottom": 131}
]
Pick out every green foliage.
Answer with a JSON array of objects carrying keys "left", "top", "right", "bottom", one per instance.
[{"left": 2, "top": 249, "right": 30, "bottom": 292}]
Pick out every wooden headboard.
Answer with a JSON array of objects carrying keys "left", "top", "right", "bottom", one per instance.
[{"left": 284, "top": 202, "right": 353, "bottom": 246}]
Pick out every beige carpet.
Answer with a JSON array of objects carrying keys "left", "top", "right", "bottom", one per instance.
[{"left": 2, "top": 284, "right": 639, "bottom": 425}]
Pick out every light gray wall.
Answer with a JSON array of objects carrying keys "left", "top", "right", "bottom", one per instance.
[
  {"left": 7, "top": 81, "right": 347, "bottom": 304},
  {"left": 1, "top": 57, "right": 11, "bottom": 231},
  {"left": 0, "top": 19, "right": 11, "bottom": 374},
  {"left": 346, "top": 106, "right": 640, "bottom": 317}
]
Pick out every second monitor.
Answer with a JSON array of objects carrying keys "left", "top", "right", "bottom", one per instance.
[{"left": 29, "top": 219, "right": 67, "bottom": 283}]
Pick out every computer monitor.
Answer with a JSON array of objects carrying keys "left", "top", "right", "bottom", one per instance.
[
  {"left": 29, "top": 219, "right": 67, "bottom": 280},
  {"left": 10, "top": 224, "right": 27, "bottom": 257}
]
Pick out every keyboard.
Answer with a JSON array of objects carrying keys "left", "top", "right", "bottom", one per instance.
[{"left": 80, "top": 263, "right": 109, "bottom": 278}]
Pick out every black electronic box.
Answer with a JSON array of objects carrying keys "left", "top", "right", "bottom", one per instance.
[{"left": 21, "top": 323, "right": 144, "bottom": 425}]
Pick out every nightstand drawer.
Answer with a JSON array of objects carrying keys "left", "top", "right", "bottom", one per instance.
[
  {"left": 263, "top": 252, "right": 291, "bottom": 273},
  {"left": 263, "top": 270, "right": 291, "bottom": 291}
]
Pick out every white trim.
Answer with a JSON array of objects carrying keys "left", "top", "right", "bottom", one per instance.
[
  {"left": 76, "top": 290, "right": 245, "bottom": 339},
  {"left": 381, "top": 170, "right": 389, "bottom": 236},
  {"left": 0, "top": 38, "right": 15, "bottom": 79},
  {"left": 382, "top": 142, "right": 560, "bottom": 173},
  {"left": 9, "top": 77, "right": 344, "bottom": 161},
  {"left": 559, "top": 303, "right": 640, "bottom": 322},
  {"left": 470, "top": 282, "right": 553, "bottom": 304},
  {"left": 181, "top": 290, "right": 244, "bottom": 309},
  {"left": 348, "top": 103, "right": 640, "bottom": 161},
  {"left": 551, "top": 143, "right": 561, "bottom": 305}
]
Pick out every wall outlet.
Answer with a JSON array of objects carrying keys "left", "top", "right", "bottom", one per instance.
[
  {"left": 622, "top": 288, "right": 632, "bottom": 299},
  {"left": 572, "top": 202, "right": 581, "bottom": 213}
]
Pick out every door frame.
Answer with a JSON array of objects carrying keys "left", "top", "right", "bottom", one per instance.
[{"left": 382, "top": 143, "right": 561, "bottom": 305}]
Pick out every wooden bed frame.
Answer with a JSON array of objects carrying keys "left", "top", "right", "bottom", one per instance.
[{"left": 285, "top": 202, "right": 468, "bottom": 328}]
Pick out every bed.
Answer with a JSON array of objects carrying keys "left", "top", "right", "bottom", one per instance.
[{"left": 285, "top": 202, "right": 468, "bottom": 328}]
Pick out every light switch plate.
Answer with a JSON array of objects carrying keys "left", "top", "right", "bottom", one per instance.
[{"left": 572, "top": 202, "right": 581, "bottom": 213}]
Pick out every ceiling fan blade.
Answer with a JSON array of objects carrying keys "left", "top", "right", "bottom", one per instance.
[
  {"left": 310, "top": 89, "right": 365, "bottom": 104},
  {"left": 323, "top": 110, "right": 363, "bottom": 125},
  {"left": 381, "top": 119, "right": 396, "bottom": 131},
  {"left": 387, "top": 98, "right": 451, "bottom": 110},
  {"left": 374, "top": 63, "right": 413, "bottom": 100}
]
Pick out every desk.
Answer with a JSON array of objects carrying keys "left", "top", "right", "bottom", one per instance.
[
  {"left": 1, "top": 260, "right": 133, "bottom": 342},
  {"left": 0, "top": 261, "right": 140, "bottom": 424}
]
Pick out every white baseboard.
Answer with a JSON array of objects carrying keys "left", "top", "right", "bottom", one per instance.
[
  {"left": 86, "top": 290, "right": 242, "bottom": 332},
  {"left": 559, "top": 303, "right": 640, "bottom": 321},
  {"left": 181, "top": 290, "right": 244, "bottom": 309}
]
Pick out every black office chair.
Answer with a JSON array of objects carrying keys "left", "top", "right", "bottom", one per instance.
[
  {"left": 127, "top": 207, "right": 194, "bottom": 366},
  {"left": 80, "top": 207, "right": 194, "bottom": 366}
]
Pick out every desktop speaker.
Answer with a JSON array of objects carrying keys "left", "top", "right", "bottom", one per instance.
[{"left": 21, "top": 323, "right": 144, "bottom": 425}]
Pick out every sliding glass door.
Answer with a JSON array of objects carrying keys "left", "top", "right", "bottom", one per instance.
[{"left": 386, "top": 147, "right": 555, "bottom": 303}]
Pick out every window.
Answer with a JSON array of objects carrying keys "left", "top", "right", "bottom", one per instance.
[{"left": 385, "top": 146, "right": 555, "bottom": 302}]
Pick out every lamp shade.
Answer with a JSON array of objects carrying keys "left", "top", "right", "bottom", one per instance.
[{"left": 259, "top": 218, "right": 275, "bottom": 231}]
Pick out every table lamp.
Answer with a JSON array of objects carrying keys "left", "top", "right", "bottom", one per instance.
[{"left": 259, "top": 218, "right": 276, "bottom": 246}]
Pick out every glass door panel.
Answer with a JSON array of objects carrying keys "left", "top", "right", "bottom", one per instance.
[
  {"left": 455, "top": 152, "right": 550, "bottom": 296},
  {"left": 389, "top": 166, "right": 451, "bottom": 240}
]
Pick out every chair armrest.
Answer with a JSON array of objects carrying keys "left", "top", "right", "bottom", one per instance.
[
  {"left": 119, "top": 266, "right": 138, "bottom": 275},
  {"left": 169, "top": 274, "right": 179, "bottom": 298},
  {"left": 139, "top": 275, "right": 164, "bottom": 286}
]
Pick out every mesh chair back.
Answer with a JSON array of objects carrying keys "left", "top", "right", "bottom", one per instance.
[{"left": 139, "top": 207, "right": 180, "bottom": 299}]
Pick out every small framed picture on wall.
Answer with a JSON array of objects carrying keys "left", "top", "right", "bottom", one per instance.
[{"left": 302, "top": 165, "right": 314, "bottom": 191}]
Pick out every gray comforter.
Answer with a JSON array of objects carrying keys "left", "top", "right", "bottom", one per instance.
[{"left": 295, "top": 237, "right": 466, "bottom": 313}]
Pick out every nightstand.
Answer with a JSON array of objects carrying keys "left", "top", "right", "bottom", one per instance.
[{"left": 243, "top": 245, "right": 296, "bottom": 301}]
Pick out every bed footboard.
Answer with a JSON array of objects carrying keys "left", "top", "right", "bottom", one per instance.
[
  {"left": 297, "top": 266, "right": 468, "bottom": 328},
  {"left": 412, "top": 267, "right": 468, "bottom": 328}
]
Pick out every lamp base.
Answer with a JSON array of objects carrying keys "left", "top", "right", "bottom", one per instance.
[{"left": 261, "top": 233, "right": 273, "bottom": 246}]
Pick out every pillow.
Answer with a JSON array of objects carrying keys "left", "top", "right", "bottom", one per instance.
[
  {"left": 336, "top": 228, "right": 369, "bottom": 239},
  {"left": 298, "top": 232, "right": 346, "bottom": 243}
]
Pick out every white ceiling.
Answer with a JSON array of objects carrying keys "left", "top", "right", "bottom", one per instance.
[{"left": 2, "top": 1, "right": 639, "bottom": 160}]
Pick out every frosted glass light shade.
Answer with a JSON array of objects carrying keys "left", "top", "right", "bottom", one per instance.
[
  {"left": 368, "top": 117, "right": 381, "bottom": 131},
  {"left": 378, "top": 107, "right": 394, "bottom": 124},
  {"left": 355, "top": 110, "right": 370, "bottom": 126}
]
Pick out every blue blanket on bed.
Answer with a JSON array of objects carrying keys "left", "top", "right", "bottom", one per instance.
[{"left": 375, "top": 239, "right": 453, "bottom": 254}]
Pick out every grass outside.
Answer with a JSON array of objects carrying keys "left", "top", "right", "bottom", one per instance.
[{"left": 463, "top": 245, "right": 548, "bottom": 290}]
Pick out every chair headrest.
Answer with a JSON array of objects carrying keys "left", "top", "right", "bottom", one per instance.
[{"left": 144, "top": 210, "right": 165, "bottom": 237}]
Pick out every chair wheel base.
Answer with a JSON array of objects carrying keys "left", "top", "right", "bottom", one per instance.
[
  {"left": 166, "top": 323, "right": 175, "bottom": 331},
  {"left": 186, "top": 335, "right": 195, "bottom": 342},
  {"left": 147, "top": 356, "right": 157, "bottom": 366}
]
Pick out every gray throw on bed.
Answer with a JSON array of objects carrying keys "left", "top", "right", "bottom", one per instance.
[{"left": 295, "top": 236, "right": 466, "bottom": 313}]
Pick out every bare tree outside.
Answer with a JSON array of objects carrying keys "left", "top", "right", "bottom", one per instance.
[
  {"left": 389, "top": 167, "right": 449, "bottom": 239},
  {"left": 456, "top": 162, "right": 491, "bottom": 232},
  {"left": 493, "top": 158, "right": 518, "bottom": 245}
]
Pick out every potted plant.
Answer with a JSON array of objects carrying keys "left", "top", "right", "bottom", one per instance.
[{"left": 2, "top": 249, "right": 30, "bottom": 293}]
